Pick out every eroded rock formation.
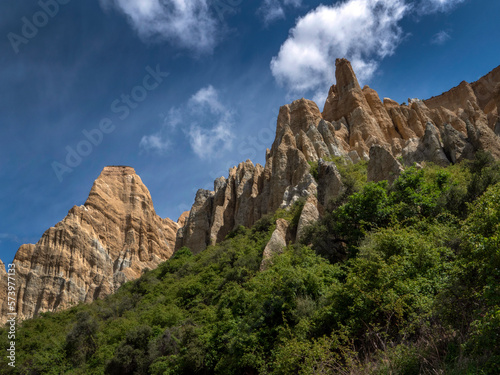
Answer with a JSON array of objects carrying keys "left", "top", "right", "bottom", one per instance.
[
  {"left": 260, "top": 219, "right": 290, "bottom": 271},
  {"left": 2, "top": 59, "right": 500, "bottom": 324},
  {"left": 0, "top": 166, "right": 182, "bottom": 324},
  {"left": 177, "top": 58, "right": 500, "bottom": 255}
]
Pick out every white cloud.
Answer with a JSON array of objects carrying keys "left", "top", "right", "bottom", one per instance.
[
  {"left": 259, "top": 0, "right": 285, "bottom": 23},
  {"left": 271, "top": 0, "right": 407, "bottom": 104},
  {"left": 163, "top": 107, "right": 182, "bottom": 129},
  {"left": 258, "top": 0, "right": 302, "bottom": 24},
  {"left": 188, "top": 122, "right": 234, "bottom": 159},
  {"left": 139, "top": 86, "right": 234, "bottom": 159},
  {"left": 139, "top": 134, "right": 171, "bottom": 154},
  {"left": 188, "top": 85, "right": 226, "bottom": 115},
  {"left": 431, "top": 30, "right": 451, "bottom": 45},
  {"left": 187, "top": 85, "right": 234, "bottom": 159},
  {"left": 420, "top": 0, "right": 465, "bottom": 13},
  {"left": 99, "top": 0, "right": 219, "bottom": 52}
]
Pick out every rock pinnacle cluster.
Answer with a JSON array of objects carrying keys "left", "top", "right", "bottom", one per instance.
[{"left": 177, "top": 59, "right": 500, "bottom": 257}]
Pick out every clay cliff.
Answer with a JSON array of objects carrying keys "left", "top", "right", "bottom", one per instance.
[
  {"left": 2, "top": 59, "right": 500, "bottom": 324},
  {"left": 0, "top": 166, "right": 182, "bottom": 324},
  {"left": 176, "top": 59, "right": 500, "bottom": 255}
]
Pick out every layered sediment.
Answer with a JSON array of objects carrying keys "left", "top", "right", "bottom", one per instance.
[{"left": 2, "top": 59, "right": 500, "bottom": 324}]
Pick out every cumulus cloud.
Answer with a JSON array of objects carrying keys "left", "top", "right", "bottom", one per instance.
[
  {"left": 258, "top": 0, "right": 302, "bottom": 24},
  {"left": 271, "top": 0, "right": 407, "bottom": 104},
  {"left": 99, "top": 0, "right": 219, "bottom": 52},
  {"left": 270, "top": 0, "right": 468, "bottom": 105},
  {"left": 139, "top": 86, "right": 234, "bottom": 159},
  {"left": 431, "top": 30, "right": 451, "bottom": 45}
]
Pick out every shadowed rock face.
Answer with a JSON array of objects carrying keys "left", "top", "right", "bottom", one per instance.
[
  {"left": 177, "top": 59, "right": 500, "bottom": 254},
  {"left": 0, "top": 166, "right": 183, "bottom": 324}
]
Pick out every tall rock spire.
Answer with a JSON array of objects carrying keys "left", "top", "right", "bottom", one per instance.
[{"left": 323, "top": 58, "right": 366, "bottom": 121}]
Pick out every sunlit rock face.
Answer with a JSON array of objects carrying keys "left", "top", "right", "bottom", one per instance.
[{"left": 1, "top": 166, "right": 182, "bottom": 324}]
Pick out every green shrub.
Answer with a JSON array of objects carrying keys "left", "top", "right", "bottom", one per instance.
[
  {"left": 65, "top": 311, "right": 99, "bottom": 366},
  {"left": 308, "top": 160, "right": 319, "bottom": 181}
]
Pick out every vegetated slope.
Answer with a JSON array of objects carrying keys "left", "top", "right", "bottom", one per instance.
[{"left": 2, "top": 153, "right": 500, "bottom": 374}]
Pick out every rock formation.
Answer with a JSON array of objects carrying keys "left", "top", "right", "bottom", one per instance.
[
  {"left": 296, "top": 196, "right": 321, "bottom": 242},
  {"left": 177, "top": 58, "right": 500, "bottom": 255},
  {"left": 401, "top": 123, "right": 451, "bottom": 167},
  {"left": 317, "top": 159, "right": 344, "bottom": 206},
  {"left": 0, "top": 166, "right": 183, "bottom": 324},
  {"left": 260, "top": 219, "right": 290, "bottom": 271},
  {"left": 2, "top": 59, "right": 500, "bottom": 325},
  {"left": 367, "top": 145, "right": 404, "bottom": 185}
]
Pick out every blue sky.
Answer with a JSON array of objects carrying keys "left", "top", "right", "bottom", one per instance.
[{"left": 1, "top": 0, "right": 499, "bottom": 266}]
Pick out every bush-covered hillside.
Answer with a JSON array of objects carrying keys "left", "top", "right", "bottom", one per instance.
[{"left": 2, "top": 152, "right": 500, "bottom": 374}]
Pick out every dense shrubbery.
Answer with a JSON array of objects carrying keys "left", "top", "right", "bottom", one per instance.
[{"left": 1, "top": 153, "right": 500, "bottom": 374}]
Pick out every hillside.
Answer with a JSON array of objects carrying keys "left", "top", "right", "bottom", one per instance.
[{"left": 1, "top": 154, "right": 500, "bottom": 374}]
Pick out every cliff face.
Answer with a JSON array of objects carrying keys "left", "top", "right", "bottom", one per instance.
[
  {"left": 0, "top": 166, "right": 182, "bottom": 324},
  {"left": 176, "top": 59, "right": 500, "bottom": 254}
]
